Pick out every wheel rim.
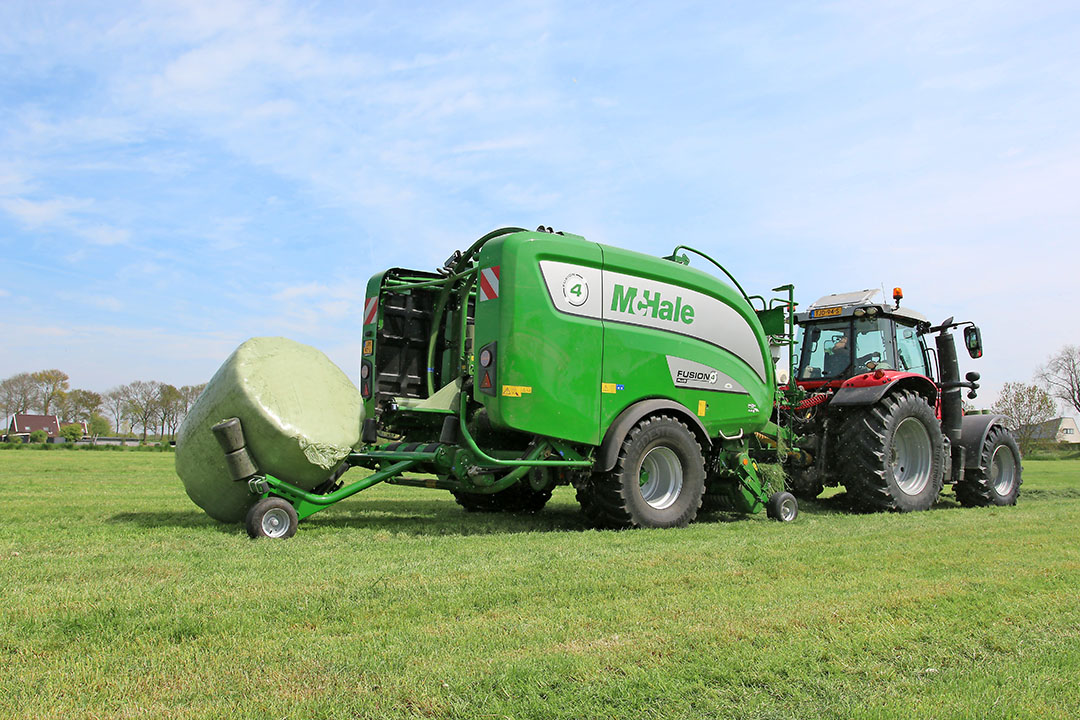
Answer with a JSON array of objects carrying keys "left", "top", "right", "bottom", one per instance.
[
  {"left": 638, "top": 446, "right": 683, "bottom": 510},
  {"left": 891, "top": 417, "right": 933, "bottom": 496},
  {"left": 261, "top": 507, "right": 292, "bottom": 538},
  {"left": 990, "top": 445, "right": 1017, "bottom": 496},
  {"left": 779, "top": 496, "right": 797, "bottom": 522}
]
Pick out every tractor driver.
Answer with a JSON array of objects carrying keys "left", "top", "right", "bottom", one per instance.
[{"left": 824, "top": 334, "right": 851, "bottom": 377}]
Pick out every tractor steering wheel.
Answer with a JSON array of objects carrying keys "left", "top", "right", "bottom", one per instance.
[{"left": 854, "top": 351, "right": 881, "bottom": 372}]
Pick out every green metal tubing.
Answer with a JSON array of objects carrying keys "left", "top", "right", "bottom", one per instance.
[
  {"left": 468, "top": 462, "right": 533, "bottom": 494},
  {"left": 265, "top": 460, "right": 418, "bottom": 506},
  {"left": 387, "top": 476, "right": 462, "bottom": 491},
  {"left": 457, "top": 411, "right": 592, "bottom": 468},
  {"left": 670, "top": 244, "right": 750, "bottom": 303},
  {"left": 383, "top": 267, "right": 479, "bottom": 292},
  {"left": 355, "top": 451, "right": 441, "bottom": 462},
  {"left": 426, "top": 227, "right": 525, "bottom": 395},
  {"left": 452, "top": 227, "right": 526, "bottom": 274}
]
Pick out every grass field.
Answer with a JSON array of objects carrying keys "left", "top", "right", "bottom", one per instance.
[{"left": 2, "top": 451, "right": 1078, "bottom": 719}]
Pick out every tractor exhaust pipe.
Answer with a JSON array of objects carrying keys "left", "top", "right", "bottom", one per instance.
[
  {"left": 935, "top": 331, "right": 963, "bottom": 446},
  {"left": 935, "top": 329, "right": 965, "bottom": 482}
]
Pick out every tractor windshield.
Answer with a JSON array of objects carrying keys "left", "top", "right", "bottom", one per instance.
[{"left": 795, "top": 317, "right": 895, "bottom": 381}]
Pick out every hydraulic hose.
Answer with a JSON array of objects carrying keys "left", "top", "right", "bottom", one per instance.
[{"left": 425, "top": 227, "right": 525, "bottom": 396}]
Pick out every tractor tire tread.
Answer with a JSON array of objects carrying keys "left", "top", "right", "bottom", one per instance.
[
  {"left": 835, "top": 390, "right": 944, "bottom": 512},
  {"left": 955, "top": 426, "right": 1022, "bottom": 507}
]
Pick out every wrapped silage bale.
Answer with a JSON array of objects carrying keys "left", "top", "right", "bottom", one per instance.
[{"left": 175, "top": 337, "right": 364, "bottom": 522}]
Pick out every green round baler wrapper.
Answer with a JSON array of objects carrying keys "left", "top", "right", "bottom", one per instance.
[{"left": 175, "top": 337, "right": 364, "bottom": 522}]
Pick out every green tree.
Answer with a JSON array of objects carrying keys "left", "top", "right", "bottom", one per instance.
[
  {"left": 992, "top": 382, "right": 1056, "bottom": 455},
  {"left": 67, "top": 389, "right": 104, "bottom": 424},
  {"left": 53, "top": 390, "right": 73, "bottom": 423},
  {"left": 31, "top": 369, "right": 70, "bottom": 416},
  {"left": 89, "top": 413, "right": 111, "bottom": 438},
  {"left": 29, "top": 429, "right": 48, "bottom": 443},
  {"left": 60, "top": 423, "right": 84, "bottom": 443}
]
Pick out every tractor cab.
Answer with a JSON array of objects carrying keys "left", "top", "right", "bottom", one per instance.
[{"left": 792, "top": 289, "right": 931, "bottom": 389}]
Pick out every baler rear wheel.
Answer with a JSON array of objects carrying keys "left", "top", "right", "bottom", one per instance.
[
  {"left": 245, "top": 497, "right": 298, "bottom": 539},
  {"left": 955, "top": 426, "right": 1022, "bottom": 507},
  {"left": 835, "top": 390, "right": 944, "bottom": 512},
  {"left": 581, "top": 415, "right": 705, "bottom": 529}
]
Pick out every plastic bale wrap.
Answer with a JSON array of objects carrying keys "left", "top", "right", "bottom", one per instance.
[{"left": 175, "top": 337, "right": 364, "bottom": 522}]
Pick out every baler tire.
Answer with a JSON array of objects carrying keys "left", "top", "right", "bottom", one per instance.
[
  {"left": 955, "top": 426, "right": 1022, "bottom": 507},
  {"left": 835, "top": 390, "right": 944, "bottom": 512},
  {"left": 452, "top": 483, "right": 553, "bottom": 514},
  {"left": 581, "top": 415, "right": 705, "bottom": 529},
  {"left": 766, "top": 491, "right": 799, "bottom": 522},
  {"left": 245, "top": 497, "right": 299, "bottom": 539}
]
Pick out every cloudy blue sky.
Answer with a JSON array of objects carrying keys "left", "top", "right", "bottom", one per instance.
[{"left": 2, "top": 0, "right": 1078, "bottom": 410}]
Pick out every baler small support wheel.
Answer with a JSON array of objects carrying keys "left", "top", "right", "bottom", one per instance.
[
  {"left": 767, "top": 491, "right": 799, "bottom": 522},
  {"left": 246, "top": 497, "right": 299, "bottom": 539}
]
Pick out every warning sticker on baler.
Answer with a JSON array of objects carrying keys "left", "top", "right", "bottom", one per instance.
[{"left": 479, "top": 266, "right": 500, "bottom": 302}]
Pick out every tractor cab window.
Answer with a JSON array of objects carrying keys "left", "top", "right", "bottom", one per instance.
[
  {"left": 795, "top": 317, "right": 897, "bottom": 381},
  {"left": 795, "top": 323, "right": 850, "bottom": 380},
  {"left": 851, "top": 317, "right": 892, "bottom": 373},
  {"left": 893, "top": 323, "right": 929, "bottom": 376}
]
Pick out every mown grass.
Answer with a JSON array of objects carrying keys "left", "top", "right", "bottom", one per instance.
[{"left": 1, "top": 452, "right": 1078, "bottom": 719}]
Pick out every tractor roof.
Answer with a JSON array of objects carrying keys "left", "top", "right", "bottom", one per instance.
[{"left": 795, "top": 289, "right": 928, "bottom": 325}]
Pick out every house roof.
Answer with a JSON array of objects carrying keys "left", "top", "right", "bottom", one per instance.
[
  {"left": 8, "top": 414, "right": 61, "bottom": 436},
  {"left": 1020, "top": 417, "right": 1078, "bottom": 440}
]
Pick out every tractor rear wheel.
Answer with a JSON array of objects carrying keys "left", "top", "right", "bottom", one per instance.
[
  {"left": 835, "top": 390, "right": 944, "bottom": 512},
  {"left": 955, "top": 426, "right": 1022, "bottom": 507},
  {"left": 580, "top": 415, "right": 705, "bottom": 529}
]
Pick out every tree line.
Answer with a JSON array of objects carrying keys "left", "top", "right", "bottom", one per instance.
[
  {"left": 1, "top": 369, "right": 206, "bottom": 442},
  {"left": 991, "top": 345, "right": 1080, "bottom": 454}
]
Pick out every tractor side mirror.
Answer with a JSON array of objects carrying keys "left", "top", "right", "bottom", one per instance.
[{"left": 963, "top": 326, "right": 983, "bottom": 359}]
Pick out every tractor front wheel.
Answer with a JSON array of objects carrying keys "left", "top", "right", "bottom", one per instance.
[
  {"left": 955, "top": 426, "right": 1022, "bottom": 507},
  {"left": 836, "top": 390, "right": 944, "bottom": 512},
  {"left": 580, "top": 415, "right": 705, "bottom": 528},
  {"left": 245, "top": 497, "right": 299, "bottom": 539}
]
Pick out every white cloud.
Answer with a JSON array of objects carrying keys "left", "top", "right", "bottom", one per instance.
[{"left": 1, "top": 197, "right": 91, "bottom": 228}]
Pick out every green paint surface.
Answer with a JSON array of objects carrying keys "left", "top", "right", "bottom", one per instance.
[{"left": 174, "top": 337, "right": 364, "bottom": 522}]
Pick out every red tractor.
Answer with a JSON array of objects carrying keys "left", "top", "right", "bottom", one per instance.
[{"left": 779, "top": 288, "right": 1021, "bottom": 511}]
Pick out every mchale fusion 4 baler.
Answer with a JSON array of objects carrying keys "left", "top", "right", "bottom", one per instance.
[{"left": 182, "top": 226, "right": 803, "bottom": 537}]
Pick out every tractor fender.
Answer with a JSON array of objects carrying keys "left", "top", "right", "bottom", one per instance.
[
  {"left": 828, "top": 374, "right": 938, "bottom": 408},
  {"left": 960, "top": 413, "right": 1011, "bottom": 471},
  {"left": 596, "top": 399, "right": 712, "bottom": 473}
]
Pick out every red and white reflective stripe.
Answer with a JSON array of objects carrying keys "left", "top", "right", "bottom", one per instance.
[
  {"left": 478, "top": 266, "right": 500, "bottom": 302},
  {"left": 363, "top": 297, "right": 378, "bottom": 325}
]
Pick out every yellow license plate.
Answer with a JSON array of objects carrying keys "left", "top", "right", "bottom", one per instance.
[{"left": 811, "top": 306, "right": 842, "bottom": 318}]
